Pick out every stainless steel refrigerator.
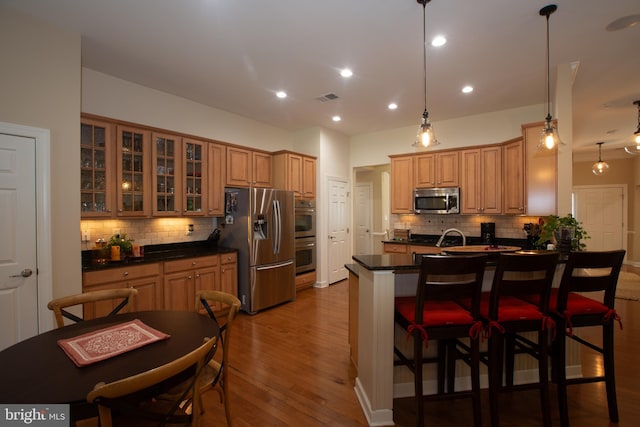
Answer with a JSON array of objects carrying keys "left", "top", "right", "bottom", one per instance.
[{"left": 221, "top": 188, "right": 296, "bottom": 314}]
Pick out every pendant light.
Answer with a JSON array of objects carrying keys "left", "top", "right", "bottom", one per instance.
[
  {"left": 538, "top": 4, "right": 562, "bottom": 150},
  {"left": 624, "top": 100, "right": 640, "bottom": 155},
  {"left": 413, "top": 0, "right": 439, "bottom": 148},
  {"left": 592, "top": 142, "right": 609, "bottom": 176}
]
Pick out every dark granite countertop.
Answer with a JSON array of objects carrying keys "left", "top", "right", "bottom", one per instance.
[
  {"left": 82, "top": 241, "right": 237, "bottom": 272},
  {"left": 352, "top": 253, "right": 420, "bottom": 272},
  {"left": 352, "top": 250, "right": 567, "bottom": 272},
  {"left": 382, "top": 234, "right": 531, "bottom": 249}
]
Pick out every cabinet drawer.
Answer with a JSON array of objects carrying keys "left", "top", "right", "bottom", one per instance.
[
  {"left": 220, "top": 252, "right": 237, "bottom": 265},
  {"left": 383, "top": 243, "right": 408, "bottom": 254},
  {"left": 83, "top": 263, "right": 161, "bottom": 286},
  {"left": 164, "top": 255, "right": 219, "bottom": 274}
]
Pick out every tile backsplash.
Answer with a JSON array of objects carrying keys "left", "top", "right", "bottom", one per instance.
[
  {"left": 391, "top": 214, "right": 542, "bottom": 240},
  {"left": 80, "top": 217, "right": 218, "bottom": 250}
]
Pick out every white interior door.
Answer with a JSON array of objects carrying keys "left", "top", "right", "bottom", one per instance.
[
  {"left": 0, "top": 133, "right": 38, "bottom": 351},
  {"left": 573, "top": 186, "right": 625, "bottom": 252},
  {"left": 328, "top": 177, "right": 349, "bottom": 284},
  {"left": 356, "top": 183, "right": 372, "bottom": 255}
]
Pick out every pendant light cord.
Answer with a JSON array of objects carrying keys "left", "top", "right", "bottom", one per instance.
[
  {"left": 422, "top": 0, "right": 427, "bottom": 116},
  {"left": 545, "top": 11, "right": 551, "bottom": 122}
]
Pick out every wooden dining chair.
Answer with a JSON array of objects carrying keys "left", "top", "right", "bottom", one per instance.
[
  {"left": 47, "top": 288, "right": 138, "bottom": 328},
  {"left": 157, "top": 290, "right": 241, "bottom": 427},
  {"left": 478, "top": 251, "right": 559, "bottom": 427},
  {"left": 394, "top": 254, "right": 487, "bottom": 427},
  {"left": 551, "top": 250, "right": 625, "bottom": 427},
  {"left": 86, "top": 334, "right": 218, "bottom": 427}
]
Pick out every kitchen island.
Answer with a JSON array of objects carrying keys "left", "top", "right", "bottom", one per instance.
[{"left": 349, "top": 252, "right": 576, "bottom": 426}]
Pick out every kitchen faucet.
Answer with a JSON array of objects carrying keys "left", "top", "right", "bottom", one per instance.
[{"left": 435, "top": 228, "right": 466, "bottom": 247}]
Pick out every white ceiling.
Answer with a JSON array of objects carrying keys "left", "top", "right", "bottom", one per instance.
[{"left": 3, "top": 0, "right": 639, "bottom": 156}]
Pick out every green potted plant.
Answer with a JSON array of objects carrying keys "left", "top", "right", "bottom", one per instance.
[
  {"left": 536, "top": 214, "right": 589, "bottom": 251},
  {"left": 107, "top": 233, "right": 134, "bottom": 258}
]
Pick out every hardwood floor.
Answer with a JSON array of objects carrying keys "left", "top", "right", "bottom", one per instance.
[{"left": 201, "top": 274, "right": 640, "bottom": 427}]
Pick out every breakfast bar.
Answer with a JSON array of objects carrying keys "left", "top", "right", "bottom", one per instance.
[{"left": 350, "top": 252, "right": 577, "bottom": 426}]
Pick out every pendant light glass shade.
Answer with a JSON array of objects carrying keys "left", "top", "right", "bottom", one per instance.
[
  {"left": 592, "top": 142, "right": 609, "bottom": 176},
  {"left": 538, "top": 5, "right": 562, "bottom": 151},
  {"left": 413, "top": 0, "right": 439, "bottom": 148},
  {"left": 624, "top": 100, "right": 640, "bottom": 155}
]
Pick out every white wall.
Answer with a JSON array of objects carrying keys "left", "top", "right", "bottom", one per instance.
[
  {"left": 82, "top": 68, "right": 294, "bottom": 152},
  {"left": 0, "top": 7, "right": 82, "bottom": 300},
  {"left": 350, "top": 104, "right": 544, "bottom": 167}
]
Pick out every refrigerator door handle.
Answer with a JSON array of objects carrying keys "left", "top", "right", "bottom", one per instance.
[
  {"left": 256, "top": 260, "right": 294, "bottom": 271},
  {"left": 273, "top": 199, "right": 281, "bottom": 254}
]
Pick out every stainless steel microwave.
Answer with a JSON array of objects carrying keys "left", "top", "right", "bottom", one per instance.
[{"left": 414, "top": 187, "right": 460, "bottom": 214}]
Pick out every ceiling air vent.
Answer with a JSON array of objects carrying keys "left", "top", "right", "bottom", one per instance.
[{"left": 315, "top": 93, "right": 339, "bottom": 102}]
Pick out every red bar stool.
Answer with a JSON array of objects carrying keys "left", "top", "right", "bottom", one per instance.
[
  {"left": 550, "top": 250, "right": 625, "bottom": 427},
  {"left": 480, "top": 252, "right": 559, "bottom": 427},
  {"left": 394, "top": 254, "right": 487, "bottom": 427}
]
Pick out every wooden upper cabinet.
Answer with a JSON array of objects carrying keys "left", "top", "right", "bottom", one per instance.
[
  {"left": 301, "top": 156, "right": 316, "bottom": 198},
  {"left": 81, "top": 117, "right": 115, "bottom": 218},
  {"left": 151, "top": 132, "right": 181, "bottom": 216},
  {"left": 436, "top": 151, "right": 460, "bottom": 187},
  {"left": 116, "top": 125, "right": 151, "bottom": 217},
  {"left": 502, "top": 138, "right": 526, "bottom": 215},
  {"left": 182, "top": 138, "right": 207, "bottom": 216},
  {"left": 207, "top": 142, "right": 226, "bottom": 216},
  {"left": 414, "top": 151, "right": 459, "bottom": 188},
  {"left": 522, "top": 121, "right": 557, "bottom": 216},
  {"left": 226, "top": 146, "right": 272, "bottom": 187},
  {"left": 273, "top": 151, "right": 316, "bottom": 198},
  {"left": 414, "top": 153, "right": 435, "bottom": 188},
  {"left": 460, "top": 146, "right": 502, "bottom": 214},
  {"left": 252, "top": 151, "right": 272, "bottom": 188},
  {"left": 390, "top": 155, "right": 414, "bottom": 214}
]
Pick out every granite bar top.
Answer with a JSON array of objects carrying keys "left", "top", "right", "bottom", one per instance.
[
  {"left": 352, "top": 250, "right": 567, "bottom": 272},
  {"left": 352, "top": 253, "right": 420, "bottom": 272},
  {"left": 383, "top": 234, "right": 531, "bottom": 249},
  {"left": 82, "top": 241, "right": 237, "bottom": 272}
]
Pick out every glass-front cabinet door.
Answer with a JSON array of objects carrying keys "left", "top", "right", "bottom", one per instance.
[
  {"left": 152, "top": 133, "right": 181, "bottom": 216},
  {"left": 183, "top": 138, "right": 207, "bottom": 216},
  {"left": 116, "top": 126, "right": 149, "bottom": 217},
  {"left": 81, "top": 118, "right": 114, "bottom": 218}
]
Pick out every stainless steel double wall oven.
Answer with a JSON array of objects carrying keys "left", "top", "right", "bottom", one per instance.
[{"left": 294, "top": 198, "right": 316, "bottom": 274}]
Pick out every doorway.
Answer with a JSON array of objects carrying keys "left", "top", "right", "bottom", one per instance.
[
  {"left": 327, "top": 177, "right": 349, "bottom": 284},
  {"left": 0, "top": 122, "right": 53, "bottom": 350},
  {"left": 573, "top": 185, "right": 626, "bottom": 252}
]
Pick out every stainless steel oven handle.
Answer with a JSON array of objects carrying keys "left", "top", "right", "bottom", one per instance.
[{"left": 296, "top": 242, "right": 316, "bottom": 248}]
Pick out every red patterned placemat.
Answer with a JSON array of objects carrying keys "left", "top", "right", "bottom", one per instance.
[{"left": 57, "top": 319, "right": 171, "bottom": 367}]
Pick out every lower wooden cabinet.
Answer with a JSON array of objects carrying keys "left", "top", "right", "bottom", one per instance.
[
  {"left": 82, "top": 263, "right": 163, "bottom": 319},
  {"left": 82, "top": 252, "right": 238, "bottom": 317},
  {"left": 383, "top": 242, "right": 409, "bottom": 254},
  {"left": 295, "top": 270, "right": 316, "bottom": 291},
  {"left": 164, "top": 255, "right": 219, "bottom": 312}
]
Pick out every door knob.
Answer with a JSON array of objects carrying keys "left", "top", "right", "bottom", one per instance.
[{"left": 10, "top": 269, "right": 33, "bottom": 278}]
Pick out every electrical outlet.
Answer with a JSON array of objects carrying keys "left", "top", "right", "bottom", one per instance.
[{"left": 82, "top": 230, "right": 90, "bottom": 242}]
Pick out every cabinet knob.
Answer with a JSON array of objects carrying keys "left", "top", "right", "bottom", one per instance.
[
  {"left": 123, "top": 271, "right": 129, "bottom": 276},
  {"left": 192, "top": 261, "right": 197, "bottom": 266},
  {"left": 188, "top": 275, "right": 192, "bottom": 279}
]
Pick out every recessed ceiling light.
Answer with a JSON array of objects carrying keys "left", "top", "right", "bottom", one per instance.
[
  {"left": 276, "top": 91, "right": 287, "bottom": 99},
  {"left": 462, "top": 86, "right": 474, "bottom": 94},
  {"left": 340, "top": 68, "right": 353, "bottom": 78},
  {"left": 431, "top": 35, "right": 447, "bottom": 47},
  {"left": 388, "top": 103, "right": 398, "bottom": 110},
  {"left": 332, "top": 115, "right": 342, "bottom": 122}
]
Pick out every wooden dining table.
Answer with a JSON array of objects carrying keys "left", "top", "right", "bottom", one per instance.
[{"left": 0, "top": 310, "right": 219, "bottom": 419}]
